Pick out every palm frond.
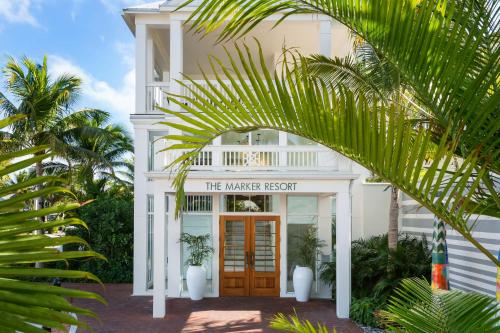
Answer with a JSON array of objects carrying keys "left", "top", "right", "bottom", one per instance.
[
  {"left": 0, "top": 117, "right": 105, "bottom": 331},
  {"left": 161, "top": 42, "right": 499, "bottom": 266},
  {"left": 269, "top": 312, "right": 332, "bottom": 333},
  {"left": 180, "top": 0, "right": 500, "bottom": 172},
  {"left": 379, "top": 277, "right": 500, "bottom": 332}
]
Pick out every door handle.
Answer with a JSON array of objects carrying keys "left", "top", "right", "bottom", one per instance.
[
  {"left": 250, "top": 251, "right": 255, "bottom": 269},
  {"left": 245, "top": 251, "right": 249, "bottom": 269}
]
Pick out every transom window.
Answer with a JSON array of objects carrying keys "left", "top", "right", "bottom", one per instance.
[
  {"left": 221, "top": 129, "right": 278, "bottom": 145},
  {"left": 223, "top": 194, "right": 279, "bottom": 212}
]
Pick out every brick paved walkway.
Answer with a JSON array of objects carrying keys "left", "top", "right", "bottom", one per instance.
[{"left": 69, "top": 284, "right": 361, "bottom": 333}]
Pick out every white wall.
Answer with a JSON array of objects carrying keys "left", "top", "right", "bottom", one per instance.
[{"left": 362, "top": 183, "right": 391, "bottom": 238}]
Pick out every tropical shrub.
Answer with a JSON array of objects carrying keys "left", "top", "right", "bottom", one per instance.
[
  {"left": 320, "top": 233, "right": 431, "bottom": 326},
  {"left": 66, "top": 190, "right": 133, "bottom": 283},
  {"left": 0, "top": 115, "right": 105, "bottom": 332},
  {"left": 380, "top": 278, "right": 500, "bottom": 332},
  {"left": 349, "top": 297, "right": 383, "bottom": 328}
]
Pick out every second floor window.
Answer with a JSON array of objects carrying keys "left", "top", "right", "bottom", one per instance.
[{"left": 221, "top": 129, "right": 278, "bottom": 145}]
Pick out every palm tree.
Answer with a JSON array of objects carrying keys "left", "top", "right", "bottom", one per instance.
[
  {"left": 160, "top": 0, "right": 499, "bottom": 265},
  {"left": 61, "top": 109, "right": 133, "bottom": 199},
  {"left": 304, "top": 42, "right": 421, "bottom": 251},
  {"left": 0, "top": 115, "right": 105, "bottom": 332}
]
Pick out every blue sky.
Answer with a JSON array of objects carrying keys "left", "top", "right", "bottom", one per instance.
[{"left": 0, "top": 0, "right": 146, "bottom": 130}]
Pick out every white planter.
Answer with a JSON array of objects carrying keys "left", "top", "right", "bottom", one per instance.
[
  {"left": 293, "top": 266, "right": 313, "bottom": 302},
  {"left": 186, "top": 265, "right": 206, "bottom": 300}
]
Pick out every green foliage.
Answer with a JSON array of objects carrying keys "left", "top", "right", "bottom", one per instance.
[
  {"left": 320, "top": 234, "right": 431, "bottom": 327},
  {"left": 0, "top": 115, "right": 105, "bottom": 332},
  {"left": 167, "top": 0, "right": 500, "bottom": 266},
  {"left": 296, "top": 226, "right": 325, "bottom": 268},
  {"left": 66, "top": 190, "right": 133, "bottom": 283},
  {"left": 349, "top": 297, "right": 383, "bottom": 328},
  {"left": 179, "top": 233, "right": 214, "bottom": 266},
  {"left": 380, "top": 278, "right": 500, "bottom": 333},
  {"left": 270, "top": 312, "right": 334, "bottom": 333}
]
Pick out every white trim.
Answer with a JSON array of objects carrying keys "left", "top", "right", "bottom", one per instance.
[{"left": 403, "top": 213, "right": 498, "bottom": 221}]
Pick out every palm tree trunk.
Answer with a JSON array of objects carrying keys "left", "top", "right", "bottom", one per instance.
[
  {"left": 34, "top": 160, "right": 44, "bottom": 269},
  {"left": 388, "top": 186, "right": 399, "bottom": 250}
]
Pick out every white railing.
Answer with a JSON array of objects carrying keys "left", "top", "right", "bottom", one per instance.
[
  {"left": 146, "top": 82, "right": 170, "bottom": 113},
  {"left": 156, "top": 146, "right": 351, "bottom": 172},
  {"left": 181, "top": 80, "right": 255, "bottom": 107}
]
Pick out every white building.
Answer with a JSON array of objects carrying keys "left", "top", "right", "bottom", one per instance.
[{"left": 122, "top": 0, "right": 391, "bottom": 319}]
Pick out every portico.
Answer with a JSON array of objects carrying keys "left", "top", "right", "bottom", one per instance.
[{"left": 144, "top": 173, "right": 354, "bottom": 319}]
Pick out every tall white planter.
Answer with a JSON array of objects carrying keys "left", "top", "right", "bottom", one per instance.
[
  {"left": 186, "top": 265, "right": 206, "bottom": 300},
  {"left": 293, "top": 266, "right": 313, "bottom": 302}
]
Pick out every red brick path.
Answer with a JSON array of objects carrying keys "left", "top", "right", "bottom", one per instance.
[{"left": 69, "top": 284, "right": 361, "bottom": 333}]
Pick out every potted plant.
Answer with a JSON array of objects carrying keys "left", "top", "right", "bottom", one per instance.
[
  {"left": 293, "top": 226, "right": 325, "bottom": 302},
  {"left": 179, "top": 233, "right": 214, "bottom": 300}
]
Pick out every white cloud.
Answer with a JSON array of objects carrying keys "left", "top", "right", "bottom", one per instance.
[
  {"left": 49, "top": 55, "right": 134, "bottom": 125},
  {"left": 0, "top": 0, "right": 39, "bottom": 26},
  {"left": 115, "top": 41, "right": 134, "bottom": 67}
]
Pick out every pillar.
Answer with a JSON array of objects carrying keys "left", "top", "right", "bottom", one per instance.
[
  {"left": 153, "top": 187, "right": 167, "bottom": 317},
  {"left": 336, "top": 189, "right": 352, "bottom": 318}
]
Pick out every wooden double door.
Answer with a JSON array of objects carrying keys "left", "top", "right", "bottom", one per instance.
[{"left": 219, "top": 216, "right": 280, "bottom": 296}]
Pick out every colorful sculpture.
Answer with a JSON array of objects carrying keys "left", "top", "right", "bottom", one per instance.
[
  {"left": 496, "top": 250, "right": 499, "bottom": 301},
  {"left": 431, "top": 216, "right": 449, "bottom": 290}
]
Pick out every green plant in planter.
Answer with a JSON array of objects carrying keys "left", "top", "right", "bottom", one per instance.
[
  {"left": 296, "top": 226, "right": 326, "bottom": 268},
  {"left": 179, "top": 233, "right": 214, "bottom": 266}
]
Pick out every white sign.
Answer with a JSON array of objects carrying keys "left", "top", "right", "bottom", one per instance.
[{"left": 205, "top": 181, "right": 297, "bottom": 192}]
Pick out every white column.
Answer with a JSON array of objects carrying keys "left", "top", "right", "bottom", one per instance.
[
  {"left": 211, "top": 195, "right": 220, "bottom": 296},
  {"left": 135, "top": 23, "right": 148, "bottom": 114},
  {"left": 279, "top": 193, "right": 288, "bottom": 296},
  {"left": 133, "top": 127, "right": 148, "bottom": 295},
  {"left": 319, "top": 19, "right": 332, "bottom": 56},
  {"left": 336, "top": 189, "right": 352, "bottom": 318},
  {"left": 146, "top": 36, "right": 154, "bottom": 83},
  {"left": 170, "top": 19, "right": 183, "bottom": 111},
  {"left": 167, "top": 195, "right": 182, "bottom": 297},
  {"left": 153, "top": 187, "right": 166, "bottom": 317}
]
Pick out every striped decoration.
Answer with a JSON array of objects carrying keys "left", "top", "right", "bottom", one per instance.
[
  {"left": 497, "top": 250, "right": 500, "bottom": 301},
  {"left": 401, "top": 193, "right": 499, "bottom": 297},
  {"left": 431, "top": 216, "right": 449, "bottom": 290}
]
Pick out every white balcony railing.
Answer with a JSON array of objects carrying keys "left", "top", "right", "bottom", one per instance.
[
  {"left": 145, "top": 80, "right": 256, "bottom": 113},
  {"left": 146, "top": 82, "right": 170, "bottom": 113},
  {"left": 151, "top": 146, "right": 352, "bottom": 172}
]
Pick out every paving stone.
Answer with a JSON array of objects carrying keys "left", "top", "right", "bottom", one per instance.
[{"left": 67, "top": 284, "right": 362, "bottom": 333}]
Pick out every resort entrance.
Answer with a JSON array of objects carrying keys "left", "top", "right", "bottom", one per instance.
[{"left": 219, "top": 216, "right": 280, "bottom": 296}]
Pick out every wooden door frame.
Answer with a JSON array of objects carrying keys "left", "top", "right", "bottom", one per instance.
[{"left": 219, "top": 215, "right": 280, "bottom": 297}]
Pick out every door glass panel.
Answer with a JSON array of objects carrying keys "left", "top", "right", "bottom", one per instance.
[
  {"left": 254, "top": 221, "right": 276, "bottom": 272},
  {"left": 224, "top": 221, "right": 245, "bottom": 272}
]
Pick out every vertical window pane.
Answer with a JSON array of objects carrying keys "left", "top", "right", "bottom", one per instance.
[
  {"left": 181, "top": 195, "right": 213, "bottom": 293},
  {"left": 221, "top": 131, "right": 249, "bottom": 145},
  {"left": 251, "top": 129, "right": 278, "bottom": 145},
  {"left": 287, "top": 196, "right": 318, "bottom": 215},
  {"left": 287, "top": 133, "right": 317, "bottom": 145},
  {"left": 148, "top": 131, "right": 168, "bottom": 171},
  {"left": 286, "top": 195, "right": 319, "bottom": 293}
]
